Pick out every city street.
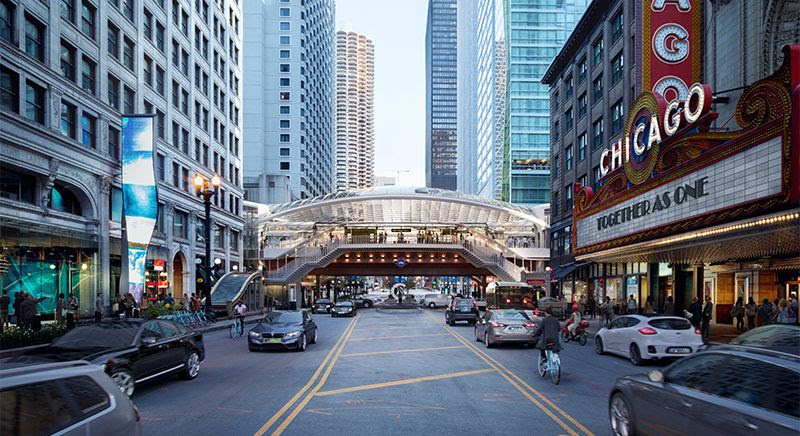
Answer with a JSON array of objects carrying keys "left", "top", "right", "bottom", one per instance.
[{"left": 135, "top": 308, "right": 667, "bottom": 436}]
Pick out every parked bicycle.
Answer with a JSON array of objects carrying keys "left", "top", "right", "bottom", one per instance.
[{"left": 537, "top": 345, "right": 561, "bottom": 385}]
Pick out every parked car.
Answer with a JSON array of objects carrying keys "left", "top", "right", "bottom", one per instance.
[
  {"left": 312, "top": 299, "right": 333, "bottom": 314},
  {"left": 12, "top": 319, "right": 204, "bottom": 397},
  {"left": 408, "top": 288, "right": 433, "bottom": 303},
  {"left": 595, "top": 315, "right": 703, "bottom": 365},
  {"left": 726, "top": 324, "right": 799, "bottom": 356},
  {"left": 474, "top": 309, "right": 537, "bottom": 348},
  {"left": 331, "top": 301, "right": 356, "bottom": 317},
  {"left": 608, "top": 345, "right": 800, "bottom": 436},
  {"left": 421, "top": 293, "right": 451, "bottom": 308},
  {"left": 0, "top": 361, "right": 141, "bottom": 435},
  {"left": 248, "top": 311, "right": 317, "bottom": 352},
  {"left": 365, "top": 293, "right": 389, "bottom": 304},
  {"left": 348, "top": 295, "right": 375, "bottom": 308},
  {"left": 445, "top": 298, "right": 479, "bottom": 325}
]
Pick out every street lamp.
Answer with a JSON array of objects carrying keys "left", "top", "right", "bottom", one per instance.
[{"left": 195, "top": 173, "right": 220, "bottom": 312}]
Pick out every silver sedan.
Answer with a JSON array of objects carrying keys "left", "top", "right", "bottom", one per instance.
[{"left": 474, "top": 309, "right": 537, "bottom": 348}]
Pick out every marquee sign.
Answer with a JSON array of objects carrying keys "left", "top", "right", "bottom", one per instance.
[
  {"left": 573, "top": 46, "right": 800, "bottom": 257},
  {"left": 640, "top": 0, "right": 702, "bottom": 101}
]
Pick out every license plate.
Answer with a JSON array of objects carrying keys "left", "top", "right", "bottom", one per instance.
[
  {"left": 460, "top": 308, "right": 470, "bottom": 312},
  {"left": 267, "top": 338, "right": 282, "bottom": 344},
  {"left": 507, "top": 326, "right": 523, "bottom": 331},
  {"left": 667, "top": 347, "right": 691, "bottom": 354}
]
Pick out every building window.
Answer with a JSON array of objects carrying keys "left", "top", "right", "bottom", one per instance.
[
  {"left": 0, "top": 67, "right": 19, "bottom": 113},
  {"left": 213, "top": 224, "right": 223, "bottom": 247},
  {"left": 156, "top": 66, "right": 165, "bottom": 95},
  {"left": 578, "top": 93, "right": 587, "bottom": 118},
  {"left": 611, "top": 53, "right": 624, "bottom": 85},
  {"left": 280, "top": 21, "right": 289, "bottom": 30},
  {"left": 279, "top": 134, "right": 290, "bottom": 143},
  {"left": 60, "top": 0, "right": 75, "bottom": 22},
  {"left": 0, "top": 165, "right": 36, "bottom": 204},
  {"left": 280, "top": 35, "right": 289, "bottom": 45},
  {"left": 592, "top": 118, "right": 604, "bottom": 150},
  {"left": 279, "top": 92, "right": 290, "bottom": 100},
  {"left": 143, "top": 8, "right": 152, "bottom": 39},
  {"left": 156, "top": 110, "right": 165, "bottom": 138},
  {"left": 279, "top": 105, "right": 290, "bottom": 115},
  {"left": 109, "top": 186, "right": 123, "bottom": 221},
  {"left": 592, "top": 74, "right": 603, "bottom": 103},
  {"left": 60, "top": 40, "right": 76, "bottom": 82},
  {"left": 564, "top": 74, "right": 573, "bottom": 98},
  {"left": 577, "top": 58, "right": 587, "bottom": 84},
  {"left": 24, "top": 15, "right": 45, "bottom": 62},
  {"left": 552, "top": 155, "right": 559, "bottom": 178},
  {"left": 143, "top": 55, "right": 153, "bottom": 86},
  {"left": 593, "top": 165, "right": 601, "bottom": 188},
  {"left": 156, "top": 153, "right": 165, "bottom": 180},
  {"left": 578, "top": 133, "right": 586, "bottom": 161},
  {"left": 279, "top": 119, "right": 290, "bottom": 128},
  {"left": 280, "top": 78, "right": 290, "bottom": 87},
  {"left": 122, "top": 37, "right": 135, "bottom": 70},
  {"left": 280, "top": 64, "right": 290, "bottom": 73},
  {"left": 123, "top": 86, "right": 135, "bottom": 113},
  {"left": 108, "top": 126, "right": 120, "bottom": 159},
  {"left": 80, "top": 56, "right": 96, "bottom": 94},
  {"left": 230, "top": 230, "right": 239, "bottom": 251},
  {"left": 611, "top": 11, "right": 623, "bottom": 43},
  {"left": 173, "top": 210, "right": 188, "bottom": 239},
  {"left": 49, "top": 183, "right": 82, "bottom": 215},
  {"left": 107, "top": 22, "right": 119, "bottom": 58},
  {"left": 565, "top": 185, "right": 573, "bottom": 210},
  {"left": 592, "top": 37, "right": 603, "bottom": 67},
  {"left": 24, "top": 81, "right": 45, "bottom": 124},
  {"left": 0, "top": 0, "right": 13, "bottom": 43},
  {"left": 279, "top": 147, "right": 290, "bottom": 156},
  {"left": 565, "top": 145, "right": 573, "bottom": 171},
  {"left": 60, "top": 101, "right": 76, "bottom": 138},
  {"left": 107, "top": 74, "right": 119, "bottom": 109},
  {"left": 172, "top": 162, "right": 179, "bottom": 187},
  {"left": 80, "top": 0, "right": 95, "bottom": 39},
  {"left": 280, "top": 162, "right": 290, "bottom": 170},
  {"left": 81, "top": 113, "right": 96, "bottom": 148},
  {"left": 279, "top": 50, "right": 289, "bottom": 59},
  {"left": 122, "top": 0, "right": 134, "bottom": 21},
  {"left": 155, "top": 22, "right": 165, "bottom": 51},
  {"left": 279, "top": 7, "right": 289, "bottom": 16},
  {"left": 564, "top": 108, "right": 573, "bottom": 132},
  {"left": 552, "top": 91, "right": 559, "bottom": 112},
  {"left": 611, "top": 99, "right": 624, "bottom": 134}
]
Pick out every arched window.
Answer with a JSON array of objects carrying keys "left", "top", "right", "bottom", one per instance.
[{"left": 49, "top": 183, "right": 83, "bottom": 216}]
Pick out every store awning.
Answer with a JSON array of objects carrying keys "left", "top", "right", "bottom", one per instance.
[{"left": 551, "top": 261, "right": 591, "bottom": 281}]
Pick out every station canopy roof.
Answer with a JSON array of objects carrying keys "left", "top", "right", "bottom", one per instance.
[{"left": 255, "top": 187, "right": 548, "bottom": 230}]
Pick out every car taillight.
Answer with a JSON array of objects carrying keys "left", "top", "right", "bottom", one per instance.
[
  {"left": 505, "top": 299, "right": 511, "bottom": 304},
  {"left": 523, "top": 322, "right": 536, "bottom": 329},
  {"left": 523, "top": 299, "right": 528, "bottom": 304},
  {"left": 489, "top": 321, "right": 506, "bottom": 327},
  {"left": 638, "top": 327, "right": 658, "bottom": 335},
  {"left": 694, "top": 328, "right": 701, "bottom": 335}
]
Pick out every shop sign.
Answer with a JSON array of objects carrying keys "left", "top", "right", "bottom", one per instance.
[
  {"left": 153, "top": 259, "right": 165, "bottom": 271},
  {"left": 626, "top": 276, "right": 639, "bottom": 297},
  {"left": 527, "top": 279, "right": 545, "bottom": 285},
  {"left": 395, "top": 258, "right": 407, "bottom": 268}
]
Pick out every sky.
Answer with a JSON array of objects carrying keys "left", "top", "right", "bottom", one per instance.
[{"left": 335, "top": 0, "right": 428, "bottom": 187}]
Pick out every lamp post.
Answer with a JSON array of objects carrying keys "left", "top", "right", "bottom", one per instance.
[{"left": 194, "top": 173, "right": 220, "bottom": 313}]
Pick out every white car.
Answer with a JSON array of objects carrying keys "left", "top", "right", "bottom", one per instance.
[
  {"left": 594, "top": 315, "right": 703, "bottom": 365},
  {"left": 421, "top": 293, "right": 452, "bottom": 308}
]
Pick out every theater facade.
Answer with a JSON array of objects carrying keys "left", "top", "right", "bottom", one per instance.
[{"left": 571, "top": 46, "right": 800, "bottom": 323}]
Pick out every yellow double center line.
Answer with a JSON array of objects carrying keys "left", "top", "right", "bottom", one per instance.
[
  {"left": 254, "top": 313, "right": 360, "bottom": 436},
  {"left": 424, "top": 311, "right": 594, "bottom": 436}
]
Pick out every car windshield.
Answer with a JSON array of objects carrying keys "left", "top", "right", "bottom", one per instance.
[
  {"left": 454, "top": 299, "right": 473, "bottom": 307},
  {"left": 263, "top": 312, "right": 303, "bottom": 323},
  {"left": 729, "top": 325, "right": 800, "bottom": 352},
  {"left": 494, "top": 310, "right": 531, "bottom": 321},
  {"left": 315, "top": 299, "right": 331, "bottom": 304},
  {"left": 648, "top": 318, "right": 692, "bottom": 330},
  {"left": 425, "top": 294, "right": 441, "bottom": 299},
  {"left": 52, "top": 322, "right": 139, "bottom": 349},
  {"left": 336, "top": 301, "right": 353, "bottom": 307}
]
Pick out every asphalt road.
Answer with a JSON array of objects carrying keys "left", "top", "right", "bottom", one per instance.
[{"left": 135, "top": 309, "right": 670, "bottom": 435}]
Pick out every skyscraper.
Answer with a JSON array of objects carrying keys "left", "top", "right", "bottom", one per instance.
[
  {"left": 335, "top": 31, "right": 375, "bottom": 192},
  {"left": 243, "top": 0, "right": 336, "bottom": 203},
  {"left": 506, "top": 0, "right": 588, "bottom": 204},
  {"left": 425, "top": 0, "right": 458, "bottom": 190},
  {"left": 0, "top": 0, "right": 244, "bottom": 311}
]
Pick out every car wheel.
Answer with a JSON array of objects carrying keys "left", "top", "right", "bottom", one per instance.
[
  {"left": 182, "top": 350, "right": 201, "bottom": 380},
  {"left": 595, "top": 336, "right": 605, "bottom": 355},
  {"left": 484, "top": 332, "right": 493, "bottom": 348},
  {"left": 629, "top": 343, "right": 643, "bottom": 366},
  {"left": 297, "top": 334, "right": 307, "bottom": 352},
  {"left": 365, "top": 301, "right": 373, "bottom": 308},
  {"left": 448, "top": 317, "right": 455, "bottom": 326},
  {"left": 110, "top": 368, "right": 135, "bottom": 397},
  {"left": 309, "top": 329, "right": 317, "bottom": 344},
  {"left": 609, "top": 393, "right": 636, "bottom": 436},
  {"left": 429, "top": 303, "right": 436, "bottom": 309}
]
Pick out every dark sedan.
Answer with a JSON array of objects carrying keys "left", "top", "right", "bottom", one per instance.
[
  {"left": 608, "top": 345, "right": 800, "bottom": 436},
  {"left": 13, "top": 319, "right": 205, "bottom": 397},
  {"left": 312, "top": 299, "right": 333, "bottom": 314},
  {"left": 248, "top": 311, "right": 317, "bottom": 352},
  {"left": 331, "top": 301, "right": 356, "bottom": 317}
]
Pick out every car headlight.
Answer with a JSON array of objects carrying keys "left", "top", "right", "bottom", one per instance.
[
  {"left": 285, "top": 331, "right": 302, "bottom": 337},
  {"left": 249, "top": 331, "right": 260, "bottom": 337}
]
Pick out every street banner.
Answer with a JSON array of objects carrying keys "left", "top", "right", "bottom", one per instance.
[{"left": 121, "top": 116, "right": 158, "bottom": 304}]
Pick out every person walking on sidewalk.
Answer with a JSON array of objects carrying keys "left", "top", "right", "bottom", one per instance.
[
  {"left": 588, "top": 296, "right": 596, "bottom": 320},
  {"left": 776, "top": 299, "right": 790, "bottom": 324},
  {"left": 789, "top": 294, "right": 798, "bottom": 325},
  {"left": 12, "top": 291, "right": 22, "bottom": 325},
  {"left": 0, "top": 290, "right": 10, "bottom": 329},
  {"left": 745, "top": 297, "right": 757, "bottom": 330},
  {"left": 601, "top": 296, "right": 614, "bottom": 327},
  {"left": 627, "top": 295, "right": 637, "bottom": 315},
  {"left": 663, "top": 296, "right": 675, "bottom": 316},
  {"left": 757, "top": 298, "right": 773, "bottom": 326},
  {"left": 688, "top": 297, "right": 702, "bottom": 329},
  {"left": 94, "top": 292, "right": 103, "bottom": 322},
  {"left": 701, "top": 295, "right": 713, "bottom": 340},
  {"left": 733, "top": 296, "right": 745, "bottom": 332},
  {"left": 56, "top": 293, "right": 65, "bottom": 325}
]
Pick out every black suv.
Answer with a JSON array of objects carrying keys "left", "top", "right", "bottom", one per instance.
[{"left": 445, "top": 298, "right": 479, "bottom": 326}]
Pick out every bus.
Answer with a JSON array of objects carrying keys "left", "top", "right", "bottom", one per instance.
[{"left": 485, "top": 281, "right": 538, "bottom": 310}]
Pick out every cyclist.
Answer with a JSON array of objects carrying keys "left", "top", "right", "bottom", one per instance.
[
  {"left": 233, "top": 299, "right": 247, "bottom": 333},
  {"left": 532, "top": 307, "right": 562, "bottom": 363}
]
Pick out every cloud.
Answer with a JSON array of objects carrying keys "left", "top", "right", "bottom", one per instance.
[{"left": 122, "top": 157, "right": 157, "bottom": 186}]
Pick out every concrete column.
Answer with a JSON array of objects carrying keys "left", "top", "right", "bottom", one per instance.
[{"left": 98, "top": 176, "right": 112, "bottom": 312}]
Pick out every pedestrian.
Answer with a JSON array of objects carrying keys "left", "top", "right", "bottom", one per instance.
[
  {"left": 165, "top": 293, "right": 175, "bottom": 306},
  {"left": 789, "top": 294, "right": 798, "bottom": 325},
  {"left": 68, "top": 293, "right": 79, "bottom": 324},
  {"left": 733, "top": 296, "right": 745, "bottom": 332},
  {"left": 745, "top": 297, "right": 757, "bottom": 330},
  {"left": 601, "top": 296, "right": 614, "bottom": 327},
  {"left": 688, "top": 297, "right": 702, "bottom": 329},
  {"left": 701, "top": 295, "right": 713, "bottom": 340},
  {"left": 20, "top": 292, "right": 47, "bottom": 330},
  {"left": 124, "top": 293, "right": 135, "bottom": 318},
  {"left": 0, "top": 290, "right": 10, "bottom": 329},
  {"left": 56, "top": 293, "right": 65, "bottom": 325},
  {"left": 191, "top": 293, "right": 201, "bottom": 311},
  {"left": 663, "top": 296, "right": 675, "bottom": 316},
  {"left": 757, "top": 298, "right": 773, "bottom": 326},
  {"left": 643, "top": 297, "right": 655, "bottom": 315},
  {"left": 94, "top": 292, "right": 103, "bottom": 322},
  {"left": 12, "top": 291, "right": 22, "bottom": 325},
  {"left": 776, "top": 299, "right": 790, "bottom": 324},
  {"left": 627, "top": 295, "right": 637, "bottom": 315},
  {"left": 588, "top": 296, "right": 596, "bottom": 320}
]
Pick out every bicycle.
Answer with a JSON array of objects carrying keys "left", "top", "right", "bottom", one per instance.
[
  {"left": 230, "top": 316, "right": 244, "bottom": 339},
  {"left": 537, "top": 345, "right": 561, "bottom": 385}
]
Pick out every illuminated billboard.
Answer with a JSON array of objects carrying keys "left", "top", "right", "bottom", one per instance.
[{"left": 121, "top": 116, "right": 158, "bottom": 304}]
